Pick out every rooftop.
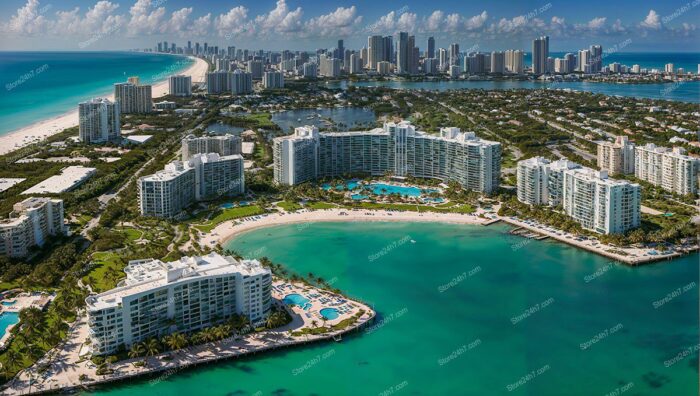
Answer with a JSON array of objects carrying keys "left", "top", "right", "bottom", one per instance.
[{"left": 21, "top": 166, "right": 96, "bottom": 195}]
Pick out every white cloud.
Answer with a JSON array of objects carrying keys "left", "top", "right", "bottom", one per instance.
[
  {"left": 587, "top": 17, "right": 607, "bottom": 30},
  {"left": 215, "top": 6, "right": 250, "bottom": 38},
  {"left": 191, "top": 13, "right": 212, "bottom": 37},
  {"left": 305, "top": 6, "right": 362, "bottom": 37},
  {"left": 640, "top": 9, "right": 661, "bottom": 29},
  {"left": 425, "top": 10, "right": 444, "bottom": 32},
  {"left": 254, "top": 0, "right": 303, "bottom": 34},
  {"left": 465, "top": 11, "right": 488, "bottom": 30},
  {"left": 127, "top": 0, "right": 167, "bottom": 36},
  {"left": 4, "top": 0, "right": 49, "bottom": 35},
  {"left": 396, "top": 12, "right": 417, "bottom": 31}
]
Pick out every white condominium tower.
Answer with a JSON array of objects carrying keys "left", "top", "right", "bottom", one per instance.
[
  {"left": 562, "top": 168, "right": 641, "bottom": 234},
  {"left": 231, "top": 70, "right": 253, "bottom": 94},
  {"left": 78, "top": 98, "right": 121, "bottom": 144},
  {"left": 168, "top": 75, "right": 192, "bottom": 96},
  {"left": 597, "top": 136, "right": 635, "bottom": 176},
  {"left": 262, "top": 71, "right": 284, "bottom": 89},
  {"left": 273, "top": 121, "right": 501, "bottom": 194},
  {"left": 139, "top": 153, "right": 244, "bottom": 218},
  {"left": 86, "top": 253, "right": 272, "bottom": 355},
  {"left": 0, "top": 197, "right": 65, "bottom": 257},
  {"left": 114, "top": 79, "right": 153, "bottom": 114},
  {"left": 635, "top": 144, "right": 700, "bottom": 196},
  {"left": 182, "top": 134, "right": 242, "bottom": 161},
  {"left": 517, "top": 157, "right": 581, "bottom": 206}
]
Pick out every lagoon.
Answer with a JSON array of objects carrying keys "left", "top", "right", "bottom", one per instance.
[
  {"left": 272, "top": 107, "right": 376, "bottom": 133},
  {"left": 88, "top": 222, "right": 698, "bottom": 395}
]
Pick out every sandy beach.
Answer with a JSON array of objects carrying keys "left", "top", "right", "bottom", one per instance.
[
  {"left": 201, "top": 208, "right": 494, "bottom": 248},
  {"left": 0, "top": 56, "right": 209, "bottom": 156}
]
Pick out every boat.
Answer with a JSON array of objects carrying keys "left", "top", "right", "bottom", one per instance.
[{"left": 411, "top": 240, "right": 416, "bottom": 244}]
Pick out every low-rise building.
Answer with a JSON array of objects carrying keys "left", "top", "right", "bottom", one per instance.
[{"left": 86, "top": 253, "right": 272, "bottom": 355}]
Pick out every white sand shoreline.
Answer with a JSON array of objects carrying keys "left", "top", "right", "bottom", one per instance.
[
  {"left": 201, "top": 208, "right": 494, "bottom": 248},
  {"left": 0, "top": 55, "right": 209, "bottom": 156}
]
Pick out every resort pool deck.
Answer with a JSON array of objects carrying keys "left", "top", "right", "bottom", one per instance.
[
  {"left": 283, "top": 293, "right": 312, "bottom": 310},
  {"left": 1, "top": 300, "right": 16, "bottom": 306},
  {"left": 319, "top": 308, "right": 339, "bottom": 320},
  {"left": 351, "top": 194, "right": 369, "bottom": 200},
  {"left": 0, "top": 312, "right": 19, "bottom": 347},
  {"left": 321, "top": 179, "right": 361, "bottom": 191}
]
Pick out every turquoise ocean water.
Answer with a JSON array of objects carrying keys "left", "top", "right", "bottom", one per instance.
[
  {"left": 0, "top": 51, "right": 193, "bottom": 136},
  {"left": 87, "top": 222, "right": 699, "bottom": 396}
]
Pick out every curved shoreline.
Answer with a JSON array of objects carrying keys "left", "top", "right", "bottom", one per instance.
[
  {"left": 0, "top": 54, "right": 209, "bottom": 156},
  {"left": 201, "top": 208, "right": 495, "bottom": 248}
]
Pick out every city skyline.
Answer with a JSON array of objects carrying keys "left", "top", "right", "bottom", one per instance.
[{"left": 1, "top": 0, "right": 700, "bottom": 52}]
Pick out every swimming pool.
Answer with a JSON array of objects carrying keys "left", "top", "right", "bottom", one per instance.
[
  {"left": 283, "top": 294, "right": 312, "bottom": 310},
  {"left": 351, "top": 194, "right": 369, "bottom": 200},
  {"left": 422, "top": 197, "right": 445, "bottom": 203},
  {"left": 320, "top": 308, "right": 340, "bottom": 320},
  {"left": 220, "top": 203, "right": 235, "bottom": 209},
  {"left": 366, "top": 183, "right": 437, "bottom": 197},
  {"left": 1, "top": 301, "right": 16, "bottom": 306},
  {"left": 0, "top": 312, "right": 19, "bottom": 337}
]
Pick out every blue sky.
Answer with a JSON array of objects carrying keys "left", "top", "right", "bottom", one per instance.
[{"left": 1, "top": 0, "right": 699, "bottom": 52}]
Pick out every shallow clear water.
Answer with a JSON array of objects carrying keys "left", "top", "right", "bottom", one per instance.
[
  {"left": 0, "top": 51, "right": 193, "bottom": 136},
  {"left": 88, "top": 222, "right": 699, "bottom": 396},
  {"left": 0, "top": 312, "right": 19, "bottom": 337}
]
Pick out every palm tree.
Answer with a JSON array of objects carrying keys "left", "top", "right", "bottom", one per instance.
[
  {"left": 163, "top": 333, "right": 188, "bottom": 350},
  {"left": 4, "top": 349, "right": 22, "bottom": 372},
  {"left": 145, "top": 338, "right": 160, "bottom": 356},
  {"left": 128, "top": 343, "right": 146, "bottom": 358}
]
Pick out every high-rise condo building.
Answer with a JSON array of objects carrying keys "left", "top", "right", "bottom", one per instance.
[
  {"left": 78, "top": 98, "right": 121, "bottom": 144},
  {"left": 263, "top": 71, "right": 284, "bottom": 89},
  {"left": 303, "top": 62, "right": 318, "bottom": 78},
  {"left": 517, "top": 157, "right": 581, "bottom": 207},
  {"left": 246, "top": 60, "right": 263, "bottom": 79},
  {"left": 423, "top": 58, "right": 438, "bottom": 75},
  {"left": 427, "top": 37, "right": 435, "bottom": 59},
  {"left": 490, "top": 51, "right": 505, "bottom": 74},
  {"left": 86, "top": 253, "right": 272, "bottom": 355},
  {"left": 319, "top": 56, "right": 342, "bottom": 77},
  {"left": 438, "top": 48, "right": 448, "bottom": 71},
  {"left": 367, "top": 35, "right": 385, "bottom": 70},
  {"left": 231, "top": 70, "right": 253, "bottom": 94},
  {"left": 273, "top": 122, "right": 501, "bottom": 194},
  {"left": 562, "top": 168, "right": 641, "bottom": 234},
  {"left": 0, "top": 197, "right": 65, "bottom": 257},
  {"left": 169, "top": 75, "right": 192, "bottom": 97},
  {"left": 505, "top": 50, "right": 524, "bottom": 74},
  {"left": 578, "top": 50, "right": 591, "bottom": 73},
  {"left": 114, "top": 79, "right": 152, "bottom": 114},
  {"left": 635, "top": 144, "right": 700, "bottom": 196},
  {"left": 206, "top": 71, "right": 232, "bottom": 94},
  {"left": 139, "top": 153, "right": 244, "bottom": 218},
  {"left": 532, "top": 36, "right": 549, "bottom": 74},
  {"left": 182, "top": 134, "right": 242, "bottom": 161},
  {"left": 597, "top": 136, "right": 635, "bottom": 176},
  {"left": 348, "top": 54, "right": 361, "bottom": 75},
  {"left": 449, "top": 43, "right": 460, "bottom": 66},
  {"left": 589, "top": 45, "right": 603, "bottom": 72}
]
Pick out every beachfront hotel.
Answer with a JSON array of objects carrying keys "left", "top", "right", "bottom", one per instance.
[
  {"left": 273, "top": 121, "right": 502, "bottom": 194},
  {"left": 516, "top": 157, "right": 581, "bottom": 206},
  {"left": 635, "top": 144, "right": 700, "bottom": 196},
  {"left": 86, "top": 253, "right": 272, "bottom": 355},
  {"left": 78, "top": 98, "right": 121, "bottom": 144},
  {"left": 597, "top": 136, "right": 635, "bottom": 176},
  {"left": 114, "top": 77, "right": 153, "bottom": 114},
  {"left": 139, "top": 153, "right": 244, "bottom": 218},
  {"left": 182, "top": 134, "right": 242, "bottom": 161},
  {"left": 517, "top": 157, "right": 640, "bottom": 234},
  {"left": 0, "top": 197, "right": 66, "bottom": 257},
  {"left": 168, "top": 75, "right": 192, "bottom": 97},
  {"left": 562, "top": 168, "right": 641, "bottom": 234}
]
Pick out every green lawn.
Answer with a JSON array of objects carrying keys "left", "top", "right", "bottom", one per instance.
[
  {"left": 118, "top": 227, "right": 142, "bottom": 242},
  {"left": 305, "top": 201, "right": 339, "bottom": 210},
  {"left": 82, "top": 251, "right": 125, "bottom": 293},
  {"left": 194, "top": 205, "right": 266, "bottom": 232},
  {"left": 277, "top": 201, "right": 302, "bottom": 212}
]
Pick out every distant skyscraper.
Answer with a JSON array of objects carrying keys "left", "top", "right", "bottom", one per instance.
[
  {"left": 206, "top": 71, "right": 232, "bottom": 94},
  {"left": 263, "top": 71, "right": 284, "bottom": 89},
  {"left": 349, "top": 54, "right": 362, "bottom": 75},
  {"left": 504, "top": 50, "right": 524, "bottom": 74},
  {"left": 438, "top": 48, "right": 448, "bottom": 71},
  {"left": 490, "top": 51, "right": 505, "bottom": 74},
  {"left": 427, "top": 37, "right": 435, "bottom": 59},
  {"left": 532, "top": 36, "right": 549, "bottom": 74},
  {"left": 383, "top": 36, "right": 394, "bottom": 64},
  {"left": 564, "top": 53, "right": 576, "bottom": 73},
  {"left": 578, "top": 49, "right": 591, "bottom": 72},
  {"left": 589, "top": 45, "right": 602, "bottom": 73},
  {"left": 449, "top": 43, "right": 460, "bottom": 66},
  {"left": 79, "top": 98, "right": 120, "bottom": 144},
  {"left": 397, "top": 32, "right": 410, "bottom": 74},
  {"left": 368, "top": 35, "right": 384, "bottom": 70},
  {"left": 246, "top": 60, "right": 263, "bottom": 79}
]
